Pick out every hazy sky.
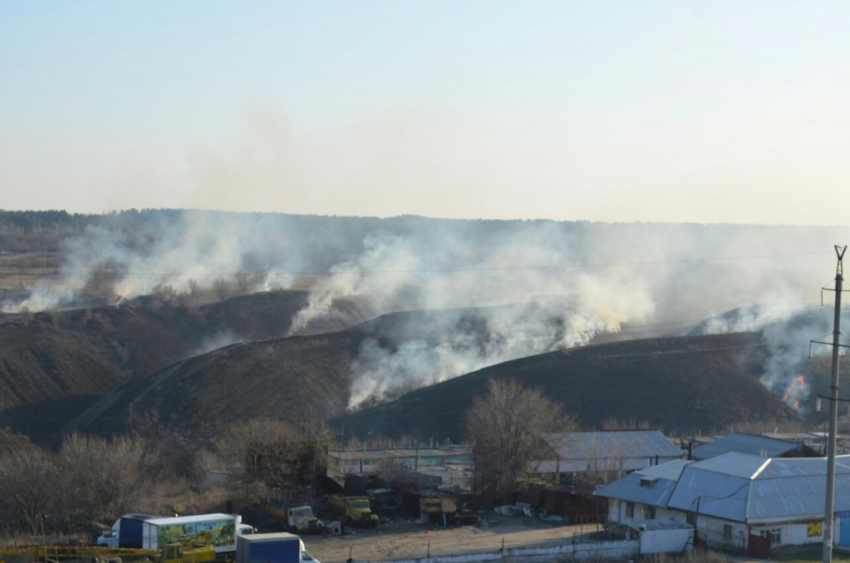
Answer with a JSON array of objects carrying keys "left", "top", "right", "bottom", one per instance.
[{"left": 1, "top": 1, "right": 848, "bottom": 224}]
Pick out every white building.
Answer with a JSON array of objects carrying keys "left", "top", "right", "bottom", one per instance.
[
  {"left": 597, "top": 451, "right": 850, "bottom": 556},
  {"left": 532, "top": 430, "right": 683, "bottom": 483}
]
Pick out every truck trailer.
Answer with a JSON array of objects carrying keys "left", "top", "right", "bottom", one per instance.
[
  {"left": 98, "top": 514, "right": 254, "bottom": 552},
  {"left": 142, "top": 514, "right": 242, "bottom": 556}
]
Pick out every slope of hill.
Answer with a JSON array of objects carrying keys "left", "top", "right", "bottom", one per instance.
[
  {"left": 0, "top": 306, "right": 194, "bottom": 442},
  {"left": 0, "top": 290, "right": 375, "bottom": 445},
  {"left": 65, "top": 331, "right": 363, "bottom": 449},
  {"left": 63, "top": 304, "right": 553, "bottom": 446},
  {"left": 68, "top": 328, "right": 809, "bottom": 454},
  {"left": 334, "top": 332, "right": 799, "bottom": 440}
]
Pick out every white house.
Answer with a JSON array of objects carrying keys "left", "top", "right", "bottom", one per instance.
[
  {"left": 596, "top": 459, "right": 692, "bottom": 524},
  {"left": 596, "top": 451, "right": 850, "bottom": 556}
]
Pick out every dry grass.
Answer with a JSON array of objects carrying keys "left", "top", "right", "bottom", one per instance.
[{"left": 772, "top": 545, "right": 850, "bottom": 563}]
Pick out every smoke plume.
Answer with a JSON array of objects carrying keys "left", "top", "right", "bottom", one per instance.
[{"left": 3, "top": 210, "right": 849, "bottom": 409}]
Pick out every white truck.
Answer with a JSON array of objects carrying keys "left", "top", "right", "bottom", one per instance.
[{"left": 97, "top": 513, "right": 254, "bottom": 552}]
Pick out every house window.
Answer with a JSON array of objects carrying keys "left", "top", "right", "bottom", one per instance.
[
  {"left": 686, "top": 513, "right": 695, "bottom": 525},
  {"left": 626, "top": 502, "right": 635, "bottom": 519},
  {"left": 645, "top": 506, "right": 656, "bottom": 520},
  {"left": 723, "top": 525, "right": 732, "bottom": 540},
  {"left": 761, "top": 529, "right": 782, "bottom": 544}
]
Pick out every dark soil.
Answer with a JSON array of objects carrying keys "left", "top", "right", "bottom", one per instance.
[{"left": 333, "top": 332, "right": 800, "bottom": 440}]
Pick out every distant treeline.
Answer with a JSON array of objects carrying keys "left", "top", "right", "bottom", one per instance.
[
  {"left": 0, "top": 210, "right": 95, "bottom": 233},
  {"left": 0, "top": 207, "right": 838, "bottom": 258}
]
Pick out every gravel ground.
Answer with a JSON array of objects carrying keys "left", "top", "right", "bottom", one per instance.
[{"left": 302, "top": 515, "right": 604, "bottom": 563}]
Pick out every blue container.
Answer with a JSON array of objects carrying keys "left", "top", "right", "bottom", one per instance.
[
  {"left": 236, "top": 533, "right": 301, "bottom": 563},
  {"left": 118, "top": 516, "right": 148, "bottom": 548}
]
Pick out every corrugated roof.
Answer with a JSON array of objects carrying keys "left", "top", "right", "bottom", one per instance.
[
  {"left": 636, "top": 459, "right": 693, "bottom": 481},
  {"left": 543, "top": 431, "right": 682, "bottom": 460},
  {"left": 595, "top": 469, "right": 680, "bottom": 507},
  {"left": 330, "top": 447, "right": 472, "bottom": 461},
  {"left": 600, "top": 452, "right": 850, "bottom": 524},
  {"left": 666, "top": 452, "right": 850, "bottom": 523},
  {"left": 691, "top": 433, "right": 801, "bottom": 461}
]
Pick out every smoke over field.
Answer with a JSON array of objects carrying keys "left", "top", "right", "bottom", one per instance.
[{"left": 3, "top": 210, "right": 849, "bottom": 408}]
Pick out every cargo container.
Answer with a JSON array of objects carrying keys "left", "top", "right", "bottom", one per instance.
[
  {"left": 96, "top": 514, "right": 160, "bottom": 548},
  {"left": 236, "top": 532, "right": 305, "bottom": 563},
  {"left": 142, "top": 514, "right": 241, "bottom": 555}
]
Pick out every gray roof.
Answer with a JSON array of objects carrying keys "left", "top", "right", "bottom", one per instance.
[
  {"left": 544, "top": 431, "right": 683, "bottom": 461},
  {"left": 666, "top": 452, "right": 850, "bottom": 523},
  {"left": 691, "top": 433, "right": 802, "bottom": 461},
  {"left": 595, "top": 460, "right": 693, "bottom": 508},
  {"left": 638, "top": 459, "right": 694, "bottom": 481}
]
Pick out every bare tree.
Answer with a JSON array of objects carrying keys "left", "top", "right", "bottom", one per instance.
[
  {"left": 216, "top": 418, "right": 325, "bottom": 503},
  {"left": 212, "top": 278, "right": 233, "bottom": 301},
  {"left": 0, "top": 449, "right": 60, "bottom": 533},
  {"left": 465, "top": 378, "right": 567, "bottom": 495},
  {"left": 57, "top": 433, "right": 161, "bottom": 524}
]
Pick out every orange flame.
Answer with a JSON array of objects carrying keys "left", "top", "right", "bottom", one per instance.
[{"left": 783, "top": 375, "right": 806, "bottom": 410}]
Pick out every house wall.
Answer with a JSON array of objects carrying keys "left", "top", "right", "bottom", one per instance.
[
  {"left": 691, "top": 515, "right": 748, "bottom": 552},
  {"left": 678, "top": 511, "right": 826, "bottom": 552},
  {"left": 749, "top": 522, "right": 824, "bottom": 547},
  {"left": 606, "top": 499, "right": 678, "bottom": 524}
]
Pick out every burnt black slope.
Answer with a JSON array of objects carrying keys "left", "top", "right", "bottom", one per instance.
[
  {"left": 61, "top": 303, "right": 553, "bottom": 448},
  {"left": 333, "top": 332, "right": 798, "bottom": 440},
  {"left": 65, "top": 331, "right": 365, "bottom": 448},
  {"left": 0, "top": 289, "right": 376, "bottom": 445},
  {"left": 0, "top": 305, "right": 192, "bottom": 444}
]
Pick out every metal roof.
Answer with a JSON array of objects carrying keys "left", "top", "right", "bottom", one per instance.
[
  {"left": 665, "top": 452, "right": 850, "bottom": 523},
  {"left": 330, "top": 447, "right": 472, "bottom": 461},
  {"left": 543, "top": 431, "right": 682, "bottom": 461},
  {"left": 595, "top": 469, "right": 682, "bottom": 508},
  {"left": 691, "top": 433, "right": 802, "bottom": 461},
  {"left": 636, "top": 459, "right": 693, "bottom": 481}
]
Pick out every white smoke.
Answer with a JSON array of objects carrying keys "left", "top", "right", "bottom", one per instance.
[
  {"left": 194, "top": 330, "right": 245, "bottom": 356},
  {"left": 4, "top": 210, "right": 849, "bottom": 411}
]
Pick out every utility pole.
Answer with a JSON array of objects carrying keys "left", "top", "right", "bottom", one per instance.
[{"left": 823, "top": 245, "right": 846, "bottom": 563}]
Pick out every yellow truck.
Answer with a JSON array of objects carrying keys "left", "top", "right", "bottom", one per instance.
[
  {"left": 264, "top": 502, "right": 320, "bottom": 534},
  {"left": 328, "top": 495, "right": 379, "bottom": 527}
]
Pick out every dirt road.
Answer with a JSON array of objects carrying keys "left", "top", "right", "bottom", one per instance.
[{"left": 302, "top": 516, "right": 600, "bottom": 563}]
